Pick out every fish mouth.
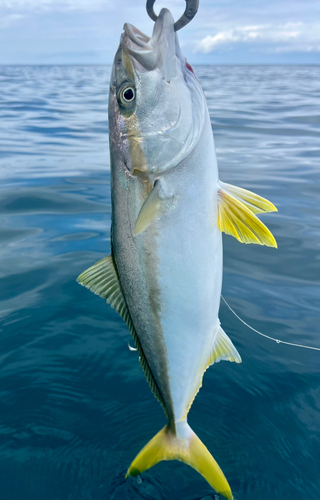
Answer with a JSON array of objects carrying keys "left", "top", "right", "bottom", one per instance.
[{"left": 122, "top": 8, "right": 177, "bottom": 79}]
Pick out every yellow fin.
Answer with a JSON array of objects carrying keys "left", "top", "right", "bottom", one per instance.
[
  {"left": 219, "top": 181, "right": 277, "bottom": 215},
  {"left": 77, "top": 255, "right": 169, "bottom": 419},
  {"left": 218, "top": 182, "right": 277, "bottom": 247},
  {"left": 77, "top": 255, "right": 128, "bottom": 315},
  {"left": 208, "top": 326, "right": 242, "bottom": 366},
  {"left": 184, "top": 326, "right": 241, "bottom": 419},
  {"left": 134, "top": 180, "right": 174, "bottom": 236},
  {"left": 126, "top": 421, "right": 233, "bottom": 500},
  {"left": 133, "top": 181, "right": 163, "bottom": 236}
]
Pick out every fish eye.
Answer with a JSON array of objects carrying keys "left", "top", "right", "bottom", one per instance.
[
  {"left": 119, "top": 84, "right": 136, "bottom": 106},
  {"left": 123, "top": 87, "right": 135, "bottom": 101}
]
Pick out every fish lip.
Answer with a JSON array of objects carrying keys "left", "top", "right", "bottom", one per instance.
[
  {"left": 123, "top": 23, "right": 150, "bottom": 48},
  {"left": 122, "top": 8, "right": 176, "bottom": 73}
]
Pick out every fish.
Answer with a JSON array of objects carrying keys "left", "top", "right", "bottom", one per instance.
[{"left": 77, "top": 8, "right": 277, "bottom": 500}]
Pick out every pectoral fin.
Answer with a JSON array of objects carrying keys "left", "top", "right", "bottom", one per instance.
[
  {"left": 218, "top": 181, "right": 277, "bottom": 247},
  {"left": 134, "top": 180, "right": 174, "bottom": 236}
]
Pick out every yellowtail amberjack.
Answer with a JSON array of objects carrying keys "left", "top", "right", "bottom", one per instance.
[{"left": 77, "top": 9, "right": 277, "bottom": 499}]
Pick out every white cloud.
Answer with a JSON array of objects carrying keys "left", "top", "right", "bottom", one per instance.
[
  {"left": 0, "top": 0, "right": 109, "bottom": 11},
  {"left": 0, "top": 13, "right": 24, "bottom": 28},
  {"left": 1, "top": 0, "right": 320, "bottom": 63},
  {"left": 195, "top": 22, "right": 320, "bottom": 53}
]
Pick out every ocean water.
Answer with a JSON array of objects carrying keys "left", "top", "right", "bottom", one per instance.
[{"left": 0, "top": 64, "right": 319, "bottom": 500}]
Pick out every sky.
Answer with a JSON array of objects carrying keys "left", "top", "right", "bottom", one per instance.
[{"left": 1, "top": 0, "right": 320, "bottom": 64}]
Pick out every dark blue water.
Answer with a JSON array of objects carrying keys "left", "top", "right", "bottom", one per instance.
[{"left": 0, "top": 65, "right": 320, "bottom": 500}]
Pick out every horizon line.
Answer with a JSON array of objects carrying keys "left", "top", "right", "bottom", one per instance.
[{"left": 1, "top": 63, "right": 320, "bottom": 67}]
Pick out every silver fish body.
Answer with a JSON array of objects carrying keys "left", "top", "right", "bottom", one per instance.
[
  {"left": 111, "top": 105, "right": 222, "bottom": 422},
  {"left": 78, "top": 8, "right": 277, "bottom": 500},
  {"left": 109, "top": 8, "right": 223, "bottom": 421}
]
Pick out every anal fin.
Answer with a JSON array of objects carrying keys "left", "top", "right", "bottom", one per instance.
[
  {"left": 208, "top": 326, "right": 242, "bottom": 366},
  {"left": 184, "top": 326, "right": 241, "bottom": 419}
]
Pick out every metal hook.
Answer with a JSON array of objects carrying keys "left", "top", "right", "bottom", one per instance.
[{"left": 146, "top": 0, "right": 199, "bottom": 31}]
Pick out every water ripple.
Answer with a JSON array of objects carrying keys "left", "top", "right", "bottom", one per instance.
[{"left": 0, "top": 65, "right": 319, "bottom": 499}]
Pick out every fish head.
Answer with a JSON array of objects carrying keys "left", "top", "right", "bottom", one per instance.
[{"left": 109, "top": 8, "right": 205, "bottom": 177}]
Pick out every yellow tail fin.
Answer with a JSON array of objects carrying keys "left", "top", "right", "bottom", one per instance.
[{"left": 126, "top": 421, "right": 233, "bottom": 500}]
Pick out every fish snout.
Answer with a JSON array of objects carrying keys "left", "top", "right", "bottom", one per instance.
[{"left": 123, "top": 8, "right": 177, "bottom": 81}]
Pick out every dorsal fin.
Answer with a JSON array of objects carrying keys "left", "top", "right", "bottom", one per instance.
[
  {"left": 77, "top": 255, "right": 169, "bottom": 418},
  {"left": 77, "top": 255, "right": 130, "bottom": 321}
]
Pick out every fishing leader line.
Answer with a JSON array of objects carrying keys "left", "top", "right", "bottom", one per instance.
[{"left": 221, "top": 295, "right": 320, "bottom": 352}]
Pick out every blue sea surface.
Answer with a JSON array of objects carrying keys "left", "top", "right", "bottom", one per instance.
[{"left": 0, "top": 65, "right": 319, "bottom": 500}]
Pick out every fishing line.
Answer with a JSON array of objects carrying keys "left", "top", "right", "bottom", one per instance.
[{"left": 221, "top": 295, "right": 320, "bottom": 352}]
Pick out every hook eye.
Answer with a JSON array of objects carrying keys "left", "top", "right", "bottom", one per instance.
[{"left": 146, "top": 0, "right": 199, "bottom": 31}]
